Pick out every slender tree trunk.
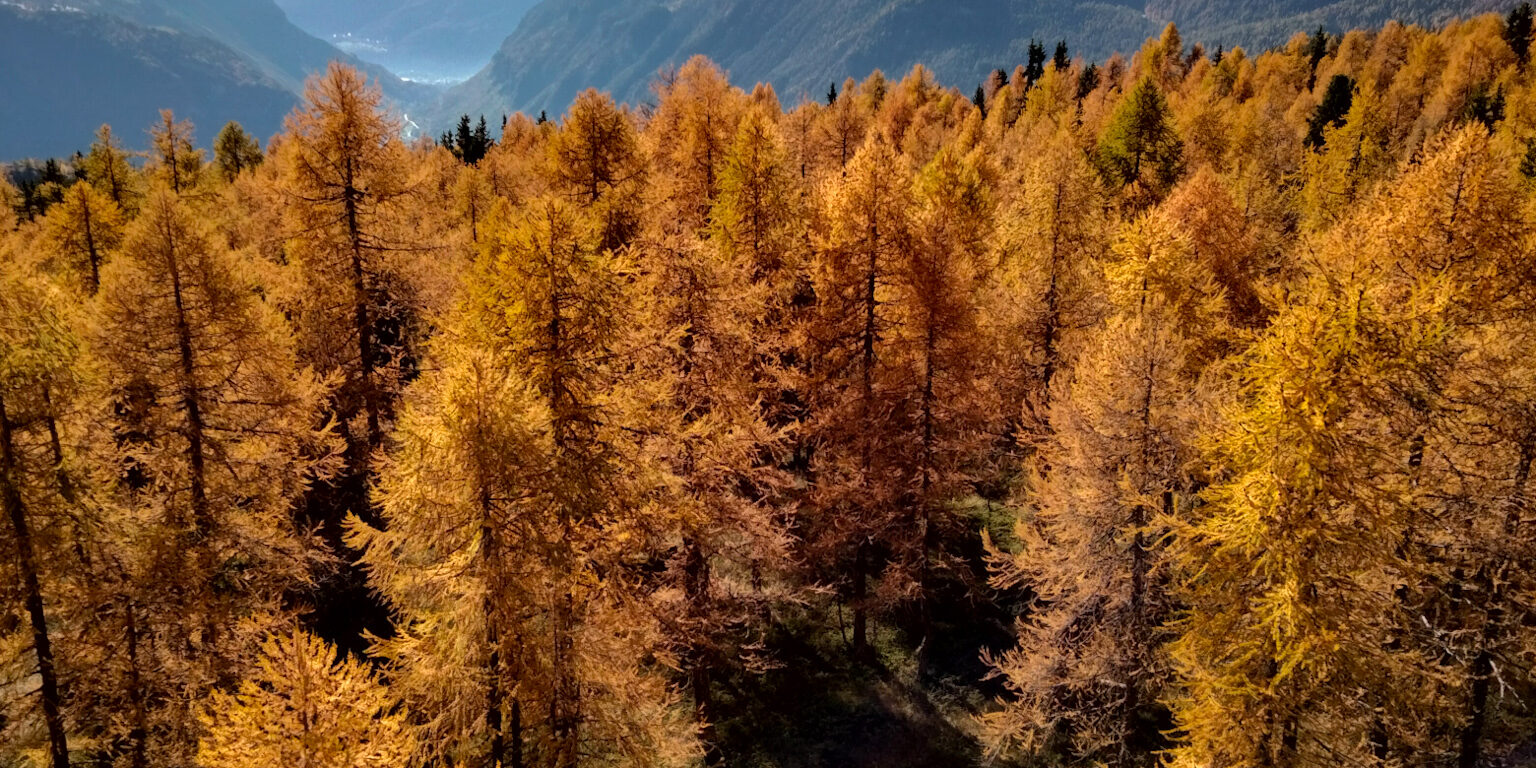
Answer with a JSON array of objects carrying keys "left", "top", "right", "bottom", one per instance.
[
  {"left": 125, "top": 597, "right": 149, "bottom": 768},
  {"left": 82, "top": 201, "right": 101, "bottom": 294},
  {"left": 684, "top": 537, "right": 721, "bottom": 766},
  {"left": 1124, "top": 331, "right": 1156, "bottom": 758},
  {"left": 510, "top": 697, "right": 524, "bottom": 768},
  {"left": 162, "top": 215, "right": 224, "bottom": 676},
  {"left": 0, "top": 394, "right": 71, "bottom": 768},
  {"left": 552, "top": 586, "right": 579, "bottom": 768},
  {"left": 41, "top": 389, "right": 73, "bottom": 504},
  {"left": 1459, "top": 639, "right": 1494, "bottom": 768},
  {"left": 853, "top": 223, "right": 879, "bottom": 660},
  {"left": 1458, "top": 439, "right": 1533, "bottom": 768},
  {"left": 343, "top": 160, "right": 382, "bottom": 454},
  {"left": 544, "top": 237, "right": 580, "bottom": 768},
  {"left": 1280, "top": 717, "right": 1299, "bottom": 765},
  {"left": 916, "top": 320, "right": 937, "bottom": 675},
  {"left": 852, "top": 542, "right": 869, "bottom": 658},
  {"left": 1039, "top": 183, "right": 1065, "bottom": 404},
  {"left": 482, "top": 495, "right": 506, "bottom": 768},
  {"left": 486, "top": 648, "right": 505, "bottom": 768},
  {"left": 164, "top": 225, "right": 211, "bottom": 538}
]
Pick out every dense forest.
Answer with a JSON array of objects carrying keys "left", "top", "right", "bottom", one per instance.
[{"left": 4, "top": 7, "right": 1536, "bottom": 768}]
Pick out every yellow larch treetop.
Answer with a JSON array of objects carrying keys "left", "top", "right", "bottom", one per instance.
[
  {"left": 197, "top": 630, "right": 415, "bottom": 768},
  {"left": 41, "top": 180, "right": 123, "bottom": 294}
]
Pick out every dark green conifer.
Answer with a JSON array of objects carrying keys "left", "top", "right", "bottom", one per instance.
[
  {"left": 1507, "top": 2, "right": 1533, "bottom": 67},
  {"left": 1305, "top": 74, "right": 1354, "bottom": 148}
]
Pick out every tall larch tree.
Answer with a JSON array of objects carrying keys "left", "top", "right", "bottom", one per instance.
[
  {"left": 989, "top": 126, "right": 1107, "bottom": 449},
  {"left": 278, "top": 63, "right": 417, "bottom": 540},
  {"left": 354, "top": 334, "right": 551, "bottom": 768},
  {"left": 546, "top": 89, "right": 647, "bottom": 252},
  {"left": 0, "top": 258, "right": 79, "bottom": 768},
  {"left": 645, "top": 56, "right": 748, "bottom": 229},
  {"left": 359, "top": 197, "right": 699, "bottom": 768},
  {"left": 1341, "top": 127, "right": 1536, "bottom": 767},
  {"left": 806, "top": 135, "right": 912, "bottom": 659},
  {"left": 1159, "top": 128, "right": 1528, "bottom": 765},
  {"left": 984, "top": 213, "right": 1220, "bottom": 767},
  {"left": 628, "top": 220, "right": 788, "bottom": 766},
  {"left": 89, "top": 185, "right": 329, "bottom": 767},
  {"left": 899, "top": 146, "right": 992, "bottom": 668},
  {"left": 814, "top": 78, "right": 871, "bottom": 173},
  {"left": 635, "top": 58, "right": 788, "bottom": 763},
  {"left": 711, "top": 108, "right": 809, "bottom": 431},
  {"left": 1301, "top": 84, "right": 1391, "bottom": 228}
]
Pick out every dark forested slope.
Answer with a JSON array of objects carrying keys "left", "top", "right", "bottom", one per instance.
[{"left": 436, "top": 0, "right": 1499, "bottom": 123}]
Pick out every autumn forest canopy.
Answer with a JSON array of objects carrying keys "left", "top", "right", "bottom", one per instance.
[{"left": 5, "top": 6, "right": 1536, "bottom": 768}]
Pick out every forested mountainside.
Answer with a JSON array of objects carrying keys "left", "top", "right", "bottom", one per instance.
[
  {"left": 0, "top": 0, "right": 430, "bottom": 158},
  {"left": 434, "top": 0, "right": 1499, "bottom": 123},
  {"left": 0, "top": 5, "right": 299, "bottom": 159},
  {"left": 271, "top": 0, "right": 543, "bottom": 82},
  {"left": 5, "top": 7, "right": 1536, "bottom": 768},
  {"left": 1146, "top": 0, "right": 1504, "bottom": 48}
]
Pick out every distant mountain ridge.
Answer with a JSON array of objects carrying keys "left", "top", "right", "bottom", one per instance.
[{"left": 434, "top": 0, "right": 1502, "bottom": 129}]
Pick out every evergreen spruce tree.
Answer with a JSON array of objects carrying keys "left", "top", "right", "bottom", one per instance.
[
  {"left": 1305, "top": 74, "right": 1355, "bottom": 148},
  {"left": 1026, "top": 40, "right": 1048, "bottom": 88},
  {"left": 212, "top": 122, "right": 262, "bottom": 182},
  {"left": 1096, "top": 77, "right": 1184, "bottom": 204},
  {"left": 1508, "top": 3, "right": 1534, "bottom": 67}
]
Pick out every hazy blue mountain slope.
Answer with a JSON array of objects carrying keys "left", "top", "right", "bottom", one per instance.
[
  {"left": 435, "top": 0, "right": 1499, "bottom": 129},
  {"left": 0, "top": 4, "right": 298, "bottom": 158},
  {"left": 435, "top": 0, "right": 1151, "bottom": 124},
  {"left": 273, "top": 0, "right": 542, "bottom": 82}
]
